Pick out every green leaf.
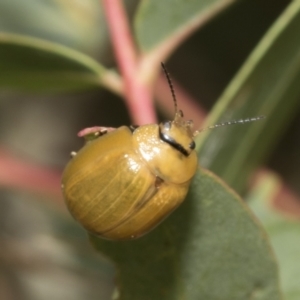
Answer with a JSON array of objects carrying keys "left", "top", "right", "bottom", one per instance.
[
  {"left": 0, "top": 32, "right": 105, "bottom": 93},
  {"left": 248, "top": 175, "right": 300, "bottom": 300},
  {"left": 0, "top": 0, "right": 107, "bottom": 56},
  {"left": 196, "top": 0, "right": 300, "bottom": 193},
  {"left": 91, "top": 168, "right": 281, "bottom": 300},
  {"left": 134, "top": 0, "right": 239, "bottom": 52}
]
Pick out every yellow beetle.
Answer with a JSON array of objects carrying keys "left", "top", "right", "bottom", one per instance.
[{"left": 61, "top": 63, "right": 264, "bottom": 241}]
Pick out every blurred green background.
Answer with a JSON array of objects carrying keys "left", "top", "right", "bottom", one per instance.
[{"left": 1, "top": 0, "right": 299, "bottom": 299}]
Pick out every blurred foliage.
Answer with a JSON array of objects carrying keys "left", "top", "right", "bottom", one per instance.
[
  {"left": 196, "top": 0, "right": 300, "bottom": 193},
  {"left": 1, "top": 0, "right": 300, "bottom": 300},
  {"left": 248, "top": 173, "right": 300, "bottom": 300}
]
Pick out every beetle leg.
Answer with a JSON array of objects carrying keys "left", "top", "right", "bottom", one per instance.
[{"left": 78, "top": 126, "right": 116, "bottom": 141}]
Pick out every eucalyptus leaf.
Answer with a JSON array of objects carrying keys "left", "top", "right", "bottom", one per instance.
[
  {"left": 0, "top": 0, "right": 106, "bottom": 56},
  {"left": 0, "top": 32, "right": 105, "bottom": 93},
  {"left": 134, "top": 0, "right": 239, "bottom": 52},
  {"left": 91, "top": 168, "right": 281, "bottom": 300},
  {"left": 196, "top": 0, "right": 300, "bottom": 193},
  {"left": 248, "top": 176, "right": 300, "bottom": 300}
]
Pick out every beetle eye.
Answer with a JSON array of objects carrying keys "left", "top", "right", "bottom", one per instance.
[{"left": 189, "top": 141, "right": 196, "bottom": 150}]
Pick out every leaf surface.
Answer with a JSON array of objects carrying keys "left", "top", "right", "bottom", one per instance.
[
  {"left": 91, "top": 168, "right": 281, "bottom": 300},
  {"left": 135, "top": 0, "right": 239, "bottom": 52},
  {"left": 0, "top": 33, "right": 105, "bottom": 93},
  {"left": 248, "top": 174, "right": 300, "bottom": 300}
]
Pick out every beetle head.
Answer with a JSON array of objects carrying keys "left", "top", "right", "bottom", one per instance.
[
  {"left": 159, "top": 109, "right": 195, "bottom": 156},
  {"left": 160, "top": 63, "right": 196, "bottom": 156}
]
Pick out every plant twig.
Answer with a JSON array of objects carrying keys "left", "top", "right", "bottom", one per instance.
[
  {"left": 102, "top": 0, "right": 156, "bottom": 124},
  {"left": 0, "top": 148, "right": 63, "bottom": 204}
]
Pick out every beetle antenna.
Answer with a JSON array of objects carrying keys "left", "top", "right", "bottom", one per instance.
[
  {"left": 193, "top": 115, "right": 265, "bottom": 137},
  {"left": 161, "top": 62, "right": 179, "bottom": 118}
]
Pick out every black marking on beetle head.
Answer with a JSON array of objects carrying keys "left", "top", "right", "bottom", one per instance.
[{"left": 159, "top": 125, "right": 189, "bottom": 156}]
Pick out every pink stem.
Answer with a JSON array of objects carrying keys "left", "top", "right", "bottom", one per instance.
[
  {"left": 273, "top": 184, "right": 300, "bottom": 218},
  {"left": 251, "top": 168, "right": 300, "bottom": 218},
  {"left": 0, "top": 148, "right": 64, "bottom": 205},
  {"left": 102, "top": 0, "right": 156, "bottom": 124}
]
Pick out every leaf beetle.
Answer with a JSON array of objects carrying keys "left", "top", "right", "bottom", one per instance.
[{"left": 61, "top": 63, "right": 264, "bottom": 241}]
